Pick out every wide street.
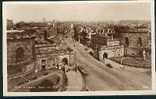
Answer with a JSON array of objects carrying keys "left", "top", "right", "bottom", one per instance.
[
  {"left": 65, "top": 38, "right": 151, "bottom": 91},
  {"left": 66, "top": 70, "right": 84, "bottom": 91}
]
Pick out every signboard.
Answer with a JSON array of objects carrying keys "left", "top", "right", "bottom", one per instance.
[{"left": 107, "top": 40, "right": 120, "bottom": 46}]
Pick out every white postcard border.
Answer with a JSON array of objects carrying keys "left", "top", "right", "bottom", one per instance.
[{"left": 2, "top": 0, "right": 155, "bottom": 96}]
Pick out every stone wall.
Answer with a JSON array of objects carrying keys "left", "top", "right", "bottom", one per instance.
[
  {"left": 35, "top": 54, "right": 58, "bottom": 71},
  {"left": 119, "top": 32, "right": 150, "bottom": 48},
  {"left": 7, "top": 39, "right": 35, "bottom": 65},
  {"left": 35, "top": 53, "right": 74, "bottom": 71},
  {"left": 7, "top": 38, "right": 35, "bottom": 75},
  {"left": 99, "top": 45, "right": 124, "bottom": 60},
  {"left": 7, "top": 61, "right": 35, "bottom": 75},
  {"left": 34, "top": 42, "right": 75, "bottom": 71}
]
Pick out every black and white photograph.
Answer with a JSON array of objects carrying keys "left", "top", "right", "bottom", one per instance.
[{"left": 3, "top": 0, "right": 155, "bottom": 96}]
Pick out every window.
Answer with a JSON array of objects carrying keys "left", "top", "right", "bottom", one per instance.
[
  {"left": 41, "top": 59, "right": 46, "bottom": 71},
  {"left": 16, "top": 47, "right": 24, "bottom": 62}
]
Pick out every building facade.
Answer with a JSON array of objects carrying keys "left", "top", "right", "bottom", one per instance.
[
  {"left": 99, "top": 39, "right": 124, "bottom": 60},
  {"left": 119, "top": 25, "right": 151, "bottom": 56},
  {"left": 34, "top": 42, "right": 74, "bottom": 71},
  {"left": 7, "top": 30, "right": 36, "bottom": 75}
]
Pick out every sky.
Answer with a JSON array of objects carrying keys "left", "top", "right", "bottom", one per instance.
[{"left": 4, "top": 2, "right": 152, "bottom": 23}]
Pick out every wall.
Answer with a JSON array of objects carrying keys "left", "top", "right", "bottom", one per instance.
[
  {"left": 99, "top": 45, "right": 124, "bottom": 60},
  {"left": 7, "top": 38, "right": 35, "bottom": 75},
  {"left": 7, "top": 39, "right": 35, "bottom": 65},
  {"left": 120, "top": 32, "right": 149, "bottom": 48},
  {"left": 126, "top": 48, "right": 140, "bottom": 56},
  {"left": 35, "top": 53, "right": 74, "bottom": 71},
  {"left": 35, "top": 54, "right": 57, "bottom": 71},
  {"left": 35, "top": 45, "right": 75, "bottom": 71}
]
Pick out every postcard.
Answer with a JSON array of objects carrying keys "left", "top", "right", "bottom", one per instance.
[{"left": 3, "top": 0, "right": 155, "bottom": 96}]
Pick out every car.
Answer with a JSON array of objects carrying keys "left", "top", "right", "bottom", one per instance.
[{"left": 106, "top": 63, "right": 113, "bottom": 68}]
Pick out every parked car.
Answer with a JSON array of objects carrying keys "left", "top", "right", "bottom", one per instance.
[{"left": 106, "top": 63, "right": 113, "bottom": 68}]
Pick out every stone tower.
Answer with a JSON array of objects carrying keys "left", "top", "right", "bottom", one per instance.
[{"left": 7, "top": 30, "right": 36, "bottom": 75}]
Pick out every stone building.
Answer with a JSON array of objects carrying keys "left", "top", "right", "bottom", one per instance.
[
  {"left": 90, "top": 27, "right": 118, "bottom": 60},
  {"left": 7, "top": 19, "right": 14, "bottom": 30},
  {"left": 119, "top": 28, "right": 150, "bottom": 48},
  {"left": 34, "top": 41, "right": 74, "bottom": 71},
  {"left": 118, "top": 25, "right": 151, "bottom": 56},
  {"left": 7, "top": 22, "right": 75, "bottom": 75},
  {"left": 99, "top": 39, "right": 124, "bottom": 60},
  {"left": 7, "top": 30, "right": 36, "bottom": 75},
  {"left": 34, "top": 23, "right": 75, "bottom": 72}
]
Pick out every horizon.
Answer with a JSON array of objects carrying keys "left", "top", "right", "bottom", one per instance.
[
  {"left": 4, "top": 2, "right": 152, "bottom": 23},
  {"left": 7, "top": 19, "right": 151, "bottom": 24}
]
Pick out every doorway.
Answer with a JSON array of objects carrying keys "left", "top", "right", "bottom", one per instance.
[
  {"left": 41, "top": 59, "right": 46, "bottom": 71},
  {"left": 62, "top": 58, "right": 68, "bottom": 65},
  {"left": 41, "top": 65, "right": 46, "bottom": 71},
  {"left": 103, "top": 53, "right": 108, "bottom": 59}
]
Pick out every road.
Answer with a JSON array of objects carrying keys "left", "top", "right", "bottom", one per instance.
[
  {"left": 65, "top": 38, "right": 151, "bottom": 91},
  {"left": 66, "top": 71, "right": 83, "bottom": 91}
]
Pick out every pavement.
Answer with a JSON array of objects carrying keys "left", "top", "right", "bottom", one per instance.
[
  {"left": 65, "top": 38, "right": 152, "bottom": 91},
  {"left": 103, "top": 58, "right": 151, "bottom": 72},
  {"left": 66, "top": 70, "right": 84, "bottom": 91}
]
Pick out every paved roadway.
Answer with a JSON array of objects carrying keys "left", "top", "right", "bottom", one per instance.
[
  {"left": 65, "top": 38, "right": 151, "bottom": 91},
  {"left": 66, "top": 71, "right": 83, "bottom": 91}
]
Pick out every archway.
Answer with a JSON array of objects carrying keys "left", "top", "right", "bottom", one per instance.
[
  {"left": 103, "top": 53, "right": 108, "bottom": 59},
  {"left": 41, "top": 59, "right": 46, "bottom": 71},
  {"left": 62, "top": 58, "right": 68, "bottom": 65}
]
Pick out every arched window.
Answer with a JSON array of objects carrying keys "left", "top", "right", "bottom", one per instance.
[{"left": 16, "top": 47, "right": 24, "bottom": 62}]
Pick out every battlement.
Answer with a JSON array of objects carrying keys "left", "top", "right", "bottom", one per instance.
[{"left": 7, "top": 29, "right": 36, "bottom": 40}]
